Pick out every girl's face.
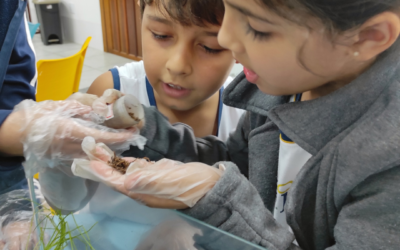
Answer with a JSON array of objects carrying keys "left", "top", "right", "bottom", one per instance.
[{"left": 218, "top": 0, "right": 365, "bottom": 97}]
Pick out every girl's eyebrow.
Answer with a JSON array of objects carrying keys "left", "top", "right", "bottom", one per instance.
[
  {"left": 225, "top": 0, "right": 276, "bottom": 25},
  {"left": 147, "top": 15, "right": 173, "bottom": 26}
]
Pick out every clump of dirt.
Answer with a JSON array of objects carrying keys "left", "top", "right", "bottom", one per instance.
[
  {"left": 128, "top": 112, "right": 141, "bottom": 122},
  {"left": 108, "top": 153, "right": 151, "bottom": 174},
  {"left": 108, "top": 153, "right": 130, "bottom": 174}
]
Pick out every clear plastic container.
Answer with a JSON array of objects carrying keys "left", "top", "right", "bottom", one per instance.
[{"left": 24, "top": 176, "right": 267, "bottom": 250}]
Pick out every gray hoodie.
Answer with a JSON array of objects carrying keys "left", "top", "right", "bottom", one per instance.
[{"left": 125, "top": 40, "right": 400, "bottom": 250}]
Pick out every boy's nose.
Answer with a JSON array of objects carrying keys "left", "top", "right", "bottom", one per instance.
[{"left": 166, "top": 46, "right": 193, "bottom": 76}]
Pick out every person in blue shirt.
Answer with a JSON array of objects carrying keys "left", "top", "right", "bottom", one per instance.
[
  {"left": 0, "top": 1, "right": 139, "bottom": 248},
  {"left": 0, "top": 0, "right": 37, "bottom": 194},
  {"left": 0, "top": 0, "right": 138, "bottom": 196}
]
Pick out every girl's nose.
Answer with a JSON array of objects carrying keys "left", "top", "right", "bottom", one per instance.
[{"left": 218, "top": 11, "right": 244, "bottom": 54}]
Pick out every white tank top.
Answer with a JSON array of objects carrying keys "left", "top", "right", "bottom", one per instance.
[
  {"left": 109, "top": 61, "right": 245, "bottom": 142},
  {"left": 274, "top": 94, "right": 312, "bottom": 243}
]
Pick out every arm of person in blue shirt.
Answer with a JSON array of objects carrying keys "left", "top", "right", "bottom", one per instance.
[{"left": 0, "top": 16, "right": 36, "bottom": 156}]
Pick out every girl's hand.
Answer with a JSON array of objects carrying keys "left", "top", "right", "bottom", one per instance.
[
  {"left": 124, "top": 159, "right": 224, "bottom": 209},
  {"left": 72, "top": 138, "right": 225, "bottom": 209}
]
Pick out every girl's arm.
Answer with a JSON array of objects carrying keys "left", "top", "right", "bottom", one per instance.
[
  {"left": 185, "top": 161, "right": 400, "bottom": 250},
  {"left": 328, "top": 166, "right": 400, "bottom": 250},
  {"left": 122, "top": 105, "right": 252, "bottom": 167},
  {"left": 181, "top": 162, "right": 298, "bottom": 250}
]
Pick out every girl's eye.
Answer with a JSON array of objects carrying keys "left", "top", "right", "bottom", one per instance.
[
  {"left": 246, "top": 24, "right": 272, "bottom": 41},
  {"left": 202, "top": 45, "right": 224, "bottom": 55},
  {"left": 151, "top": 31, "right": 170, "bottom": 40}
]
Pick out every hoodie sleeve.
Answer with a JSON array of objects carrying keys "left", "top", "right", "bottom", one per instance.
[
  {"left": 181, "top": 162, "right": 298, "bottom": 250},
  {"left": 326, "top": 166, "right": 400, "bottom": 250},
  {"left": 122, "top": 106, "right": 251, "bottom": 167}
]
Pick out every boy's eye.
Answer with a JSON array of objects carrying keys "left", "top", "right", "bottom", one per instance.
[
  {"left": 202, "top": 45, "right": 224, "bottom": 55},
  {"left": 246, "top": 24, "right": 272, "bottom": 41},
  {"left": 151, "top": 31, "right": 170, "bottom": 40}
]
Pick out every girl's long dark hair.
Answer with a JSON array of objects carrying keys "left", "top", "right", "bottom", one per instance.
[{"left": 259, "top": 0, "right": 400, "bottom": 33}]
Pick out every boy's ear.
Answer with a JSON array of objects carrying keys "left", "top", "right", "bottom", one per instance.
[{"left": 352, "top": 12, "right": 400, "bottom": 61}]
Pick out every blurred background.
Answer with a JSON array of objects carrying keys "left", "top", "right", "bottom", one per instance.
[{"left": 27, "top": 0, "right": 244, "bottom": 93}]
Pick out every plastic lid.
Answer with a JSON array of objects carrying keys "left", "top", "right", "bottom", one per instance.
[{"left": 32, "top": 0, "right": 61, "bottom": 4}]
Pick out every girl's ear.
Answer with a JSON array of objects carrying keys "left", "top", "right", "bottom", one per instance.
[{"left": 352, "top": 12, "right": 400, "bottom": 61}]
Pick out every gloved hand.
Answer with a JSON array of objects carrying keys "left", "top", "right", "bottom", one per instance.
[
  {"left": 67, "top": 89, "right": 122, "bottom": 115},
  {"left": 72, "top": 137, "right": 224, "bottom": 209},
  {"left": 11, "top": 98, "right": 146, "bottom": 212},
  {"left": 135, "top": 219, "right": 202, "bottom": 250},
  {"left": 14, "top": 99, "right": 146, "bottom": 171},
  {"left": 66, "top": 92, "right": 99, "bottom": 106},
  {"left": 67, "top": 90, "right": 144, "bottom": 130},
  {"left": 0, "top": 190, "right": 42, "bottom": 250},
  {"left": 0, "top": 220, "right": 36, "bottom": 250}
]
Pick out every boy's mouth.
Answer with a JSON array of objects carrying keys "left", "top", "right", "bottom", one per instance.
[
  {"left": 162, "top": 82, "right": 191, "bottom": 98},
  {"left": 166, "top": 83, "right": 184, "bottom": 90}
]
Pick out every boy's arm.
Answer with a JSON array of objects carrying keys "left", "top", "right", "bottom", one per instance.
[{"left": 87, "top": 71, "right": 114, "bottom": 97}]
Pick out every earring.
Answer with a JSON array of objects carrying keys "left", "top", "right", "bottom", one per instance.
[
  {"left": 354, "top": 51, "right": 360, "bottom": 57},
  {"left": 235, "top": 60, "right": 239, "bottom": 64}
]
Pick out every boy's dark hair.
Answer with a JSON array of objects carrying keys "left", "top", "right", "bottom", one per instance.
[
  {"left": 140, "top": 0, "right": 225, "bottom": 27},
  {"left": 259, "top": 0, "right": 400, "bottom": 34}
]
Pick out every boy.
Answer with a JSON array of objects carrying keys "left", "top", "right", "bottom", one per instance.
[{"left": 88, "top": 0, "right": 244, "bottom": 141}]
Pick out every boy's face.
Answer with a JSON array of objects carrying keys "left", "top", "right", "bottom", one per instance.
[
  {"left": 142, "top": 3, "right": 234, "bottom": 111},
  {"left": 218, "top": 0, "right": 370, "bottom": 97}
]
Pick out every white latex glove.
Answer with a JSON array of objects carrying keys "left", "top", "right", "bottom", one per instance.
[
  {"left": 92, "top": 89, "right": 123, "bottom": 117},
  {"left": 66, "top": 92, "right": 99, "bottom": 106},
  {"left": 0, "top": 221, "right": 36, "bottom": 250},
  {"left": 68, "top": 90, "right": 144, "bottom": 130},
  {"left": 67, "top": 89, "right": 122, "bottom": 117},
  {"left": 0, "top": 190, "right": 42, "bottom": 250},
  {"left": 72, "top": 137, "right": 224, "bottom": 209},
  {"left": 135, "top": 219, "right": 202, "bottom": 250},
  {"left": 12, "top": 98, "right": 146, "bottom": 212},
  {"left": 14, "top": 99, "right": 145, "bottom": 172}
]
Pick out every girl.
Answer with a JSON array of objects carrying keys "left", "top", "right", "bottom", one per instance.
[{"left": 70, "top": 0, "right": 400, "bottom": 249}]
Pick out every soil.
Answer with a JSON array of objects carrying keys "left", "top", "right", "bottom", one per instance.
[
  {"left": 108, "top": 153, "right": 151, "bottom": 174},
  {"left": 108, "top": 153, "right": 130, "bottom": 174},
  {"left": 128, "top": 112, "right": 141, "bottom": 122}
]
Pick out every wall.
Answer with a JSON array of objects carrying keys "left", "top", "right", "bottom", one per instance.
[
  {"left": 59, "top": 0, "right": 104, "bottom": 50},
  {"left": 27, "top": 0, "right": 39, "bottom": 24},
  {"left": 230, "top": 63, "right": 244, "bottom": 78}
]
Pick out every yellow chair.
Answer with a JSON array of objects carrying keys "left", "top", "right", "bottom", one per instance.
[{"left": 36, "top": 37, "right": 92, "bottom": 101}]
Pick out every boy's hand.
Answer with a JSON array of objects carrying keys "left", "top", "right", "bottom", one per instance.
[
  {"left": 67, "top": 89, "right": 123, "bottom": 117},
  {"left": 66, "top": 92, "right": 99, "bottom": 106}
]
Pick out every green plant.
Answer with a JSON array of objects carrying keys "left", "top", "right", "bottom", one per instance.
[{"left": 34, "top": 210, "right": 97, "bottom": 250}]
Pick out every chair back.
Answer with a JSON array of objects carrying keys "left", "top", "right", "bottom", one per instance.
[{"left": 36, "top": 37, "right": 91, "bottom": 101}]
